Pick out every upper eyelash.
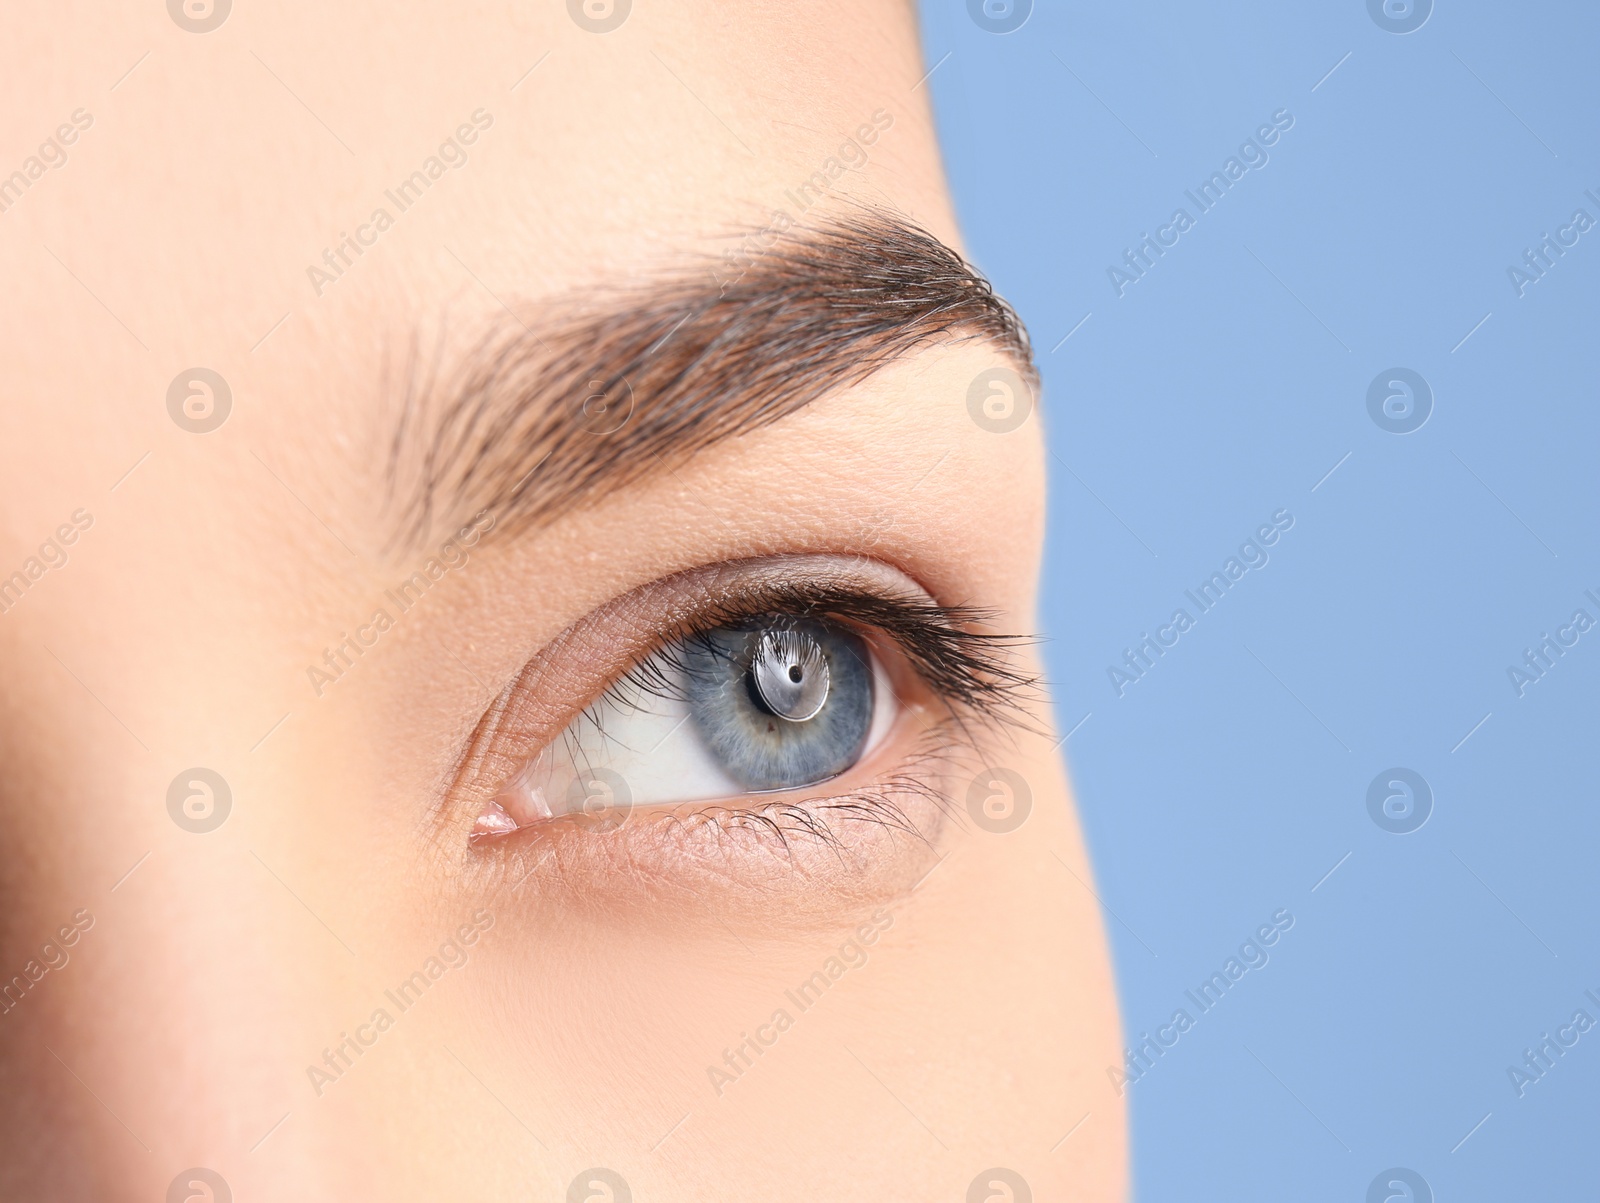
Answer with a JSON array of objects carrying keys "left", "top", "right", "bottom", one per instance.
[{"left": 585, "top": 583, "right": 1040, "bottom": 740}]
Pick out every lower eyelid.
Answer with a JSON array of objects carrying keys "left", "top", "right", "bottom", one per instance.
[{"left": 462, "top": 721, "right": 974, "bottom": 914}]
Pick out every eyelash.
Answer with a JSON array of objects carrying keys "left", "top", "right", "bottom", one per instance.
[
  {"left": 606, "top": 586, "right": 1032, "bottom": 718},
  {"left": 654, "top": 731, "right": 967, "bottom": 857},
  {"left": 534, "top": 585, "right": 1038, "bottom": 851}
]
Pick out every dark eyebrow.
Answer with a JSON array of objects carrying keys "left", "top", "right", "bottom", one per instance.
[{"left": 388, "top": 208, "right": 1034, "bottom": 548}]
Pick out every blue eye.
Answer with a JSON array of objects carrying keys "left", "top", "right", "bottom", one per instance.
[
  {"left": 471, "top": 578, "right": 1039, "bottom": 844},
  {"left": 682, "top": 619, "right": 874, "bottom": 792},
  {"left": 479, "top": 612, "right": 888, "bottom": 833}
]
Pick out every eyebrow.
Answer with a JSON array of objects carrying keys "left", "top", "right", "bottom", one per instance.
[{"left": 388, "top": 208, "right": 1035, "bottom": 548}]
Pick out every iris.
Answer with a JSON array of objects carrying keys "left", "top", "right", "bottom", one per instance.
[{"left": 682, "top": 618, "right": 873, "bottom": 792}]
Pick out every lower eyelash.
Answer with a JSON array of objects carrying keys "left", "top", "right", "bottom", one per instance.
[
  {"left": 458, "top": 718, "right": 990, "bottom": 911},
  {"left": 631, "top": 725, "right": 969, "bottom": 862}
]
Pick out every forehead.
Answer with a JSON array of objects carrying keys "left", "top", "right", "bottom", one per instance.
[
  {"left": 0, "top": 5, "right": 949, "bottom": 349},
  {"left": 0, "top": 5, "right": 958, "bottom": 536}
]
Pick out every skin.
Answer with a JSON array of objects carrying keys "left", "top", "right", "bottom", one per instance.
[{"left": 0, "top": 3, "right": 1124, "bottom": 1200}]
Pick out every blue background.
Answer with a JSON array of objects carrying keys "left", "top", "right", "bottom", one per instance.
[{"left": 920, "top": 2, "right": 1600, "bottom": 1199}]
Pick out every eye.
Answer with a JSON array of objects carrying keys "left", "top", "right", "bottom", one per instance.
[
  {"left": 444, "top": 556, "right": 1035, "bottom": 899},
  {"left": 474, "top": 615, "right": 893, "bottom": 834}
]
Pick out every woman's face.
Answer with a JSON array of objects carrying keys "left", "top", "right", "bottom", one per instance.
[{"left": 0, "top": 3, "right": 1122, "bottom": 1199}]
